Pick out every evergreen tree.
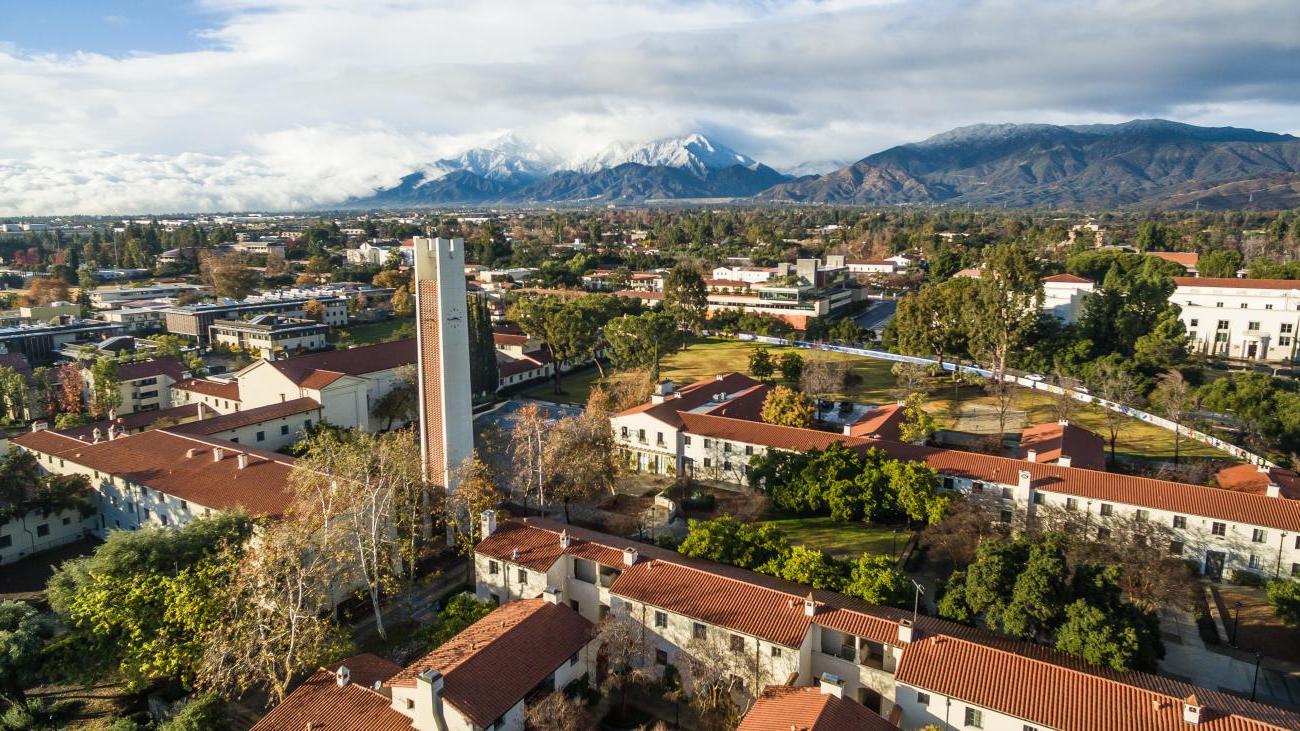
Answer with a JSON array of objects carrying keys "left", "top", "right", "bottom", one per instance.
[{"left": 466, "top": 295, "right": 498, "bottom": 396}]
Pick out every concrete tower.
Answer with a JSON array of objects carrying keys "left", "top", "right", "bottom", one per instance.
[{"left": 412, "top": 236, "right": 474, "bottom": 491}]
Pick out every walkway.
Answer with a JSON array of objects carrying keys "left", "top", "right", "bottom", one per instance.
[{"left": 1160, "top": 605, "right": 1300, "bottom": 709}]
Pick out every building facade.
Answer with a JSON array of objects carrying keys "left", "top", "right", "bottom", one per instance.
[{"left": 1173, "top": 277, "right": 1300, "bottom": 362}]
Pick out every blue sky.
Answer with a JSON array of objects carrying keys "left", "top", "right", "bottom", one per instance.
[
  {"left": 0, "top": 0, "right": 1297, "bottom": 214},
  {"left": 0, "top": 0, "right": 220, "bottom": 56}
]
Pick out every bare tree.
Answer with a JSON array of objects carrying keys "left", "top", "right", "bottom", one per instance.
[
  {"left": 444, "top": 453, "right": 503, "bottom": 582},
  {"left": 545, "top": 411, "right": 619, "bottom": 522},
  {"left": 891, "top": 362, "right": 930, "bottom": 402},
  {"left": 525, "top": 692, "right": 593, "bottom": 731},
  {"left": 1151, "top": 370, "right": 1194, "bottom": 464},
  {"left": 1088, "top": 358, "right": 1140, "bottom": 465},
  {"left": 800, "top": 356, "right": 850, "bottom": 421},
  {"left": 509, "top": 402, "right": 549, "bottom": 512},
  {"left": 682, "top": 635, "right": 769, "bottom": 729},
  {"left": 1048, "top": 371, "right": 1079, "bottom": 423},
  {"left": 595, "top": 613, "right": 654, "bottom": 718}
]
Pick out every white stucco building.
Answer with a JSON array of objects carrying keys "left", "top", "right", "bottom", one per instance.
[
  {"left": 1173, "top": 277, "right": 1300, "bottom": 362},
  {"left": 1040, "top": 273, "right": 1095, "bottom": 324}
]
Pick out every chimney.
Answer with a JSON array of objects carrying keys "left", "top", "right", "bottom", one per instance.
[
  {"left": 185, "top": 448, "right": 198, "bottom": 459},
  {"left": 542, "top": 587, "right": 561, "bottom": 605},
  {"left": 213, "top": 447, "right": 225, "bottom": 462},
  {"left": 897, "top": 618, "right": 915, "bottom": 644},
  {"left": 511, "top": 547, "right": 520, "bottom": 561},
  {"left": 714, "top": 374, "right": 725, "bottom": 381},
  {"left": 107, "top": 424, "right": 118, "bottom": 440},
  {"left": 559, "top": 529, "right": 571, "bottom": 548},
  {"left": 1026, "top": 449, "right": 1038, "bottom": 462},
  {"left": 197, "top": 402, "right": 207, "bottom": 420},
  {"left": 842, "top": 425, "right": 853, "bottom": 436},
  {"left": 1058, "top": 454, "right": 1072, "bottom": 468},
  {"left": 1058, "top": 419, "right": 1070, "bottom": 427},
  {"left": 1018, "top": 470, "right": 1032, "bottom": 490},
  {"left": 92, "top": 427, "right": 102, "bottom": 444},
  {"left": 1267, "top": 482, "right": 1281, "bottom": 498},
  {"left": 481, "top": 510, "right": 497, "bottom": 538},
  {"left": 237, "top": 453, "right": 250, "bottom": 469},
  {"left": 651, "top": 381, "right": 675, "bottom": 405},
  {"left": 818, "top": 673, "right": 844, "bottom": 699},
  {"left": 418, "top": 669, "right": 449, "bottom": 731},
  {"left": 623, "top": 546, "right": 638, "bottom": 566},
  {"left": 803, "top": 593, "right": 818, "bottom": 617},
  {"left": 1182, "top": 694, "right": 1203, "bottom": 724},
  {"left": 30, "top": 421, "right": 48, "bottom": 432},
  {"left": 335, "top": 665, "right": 350, "bottom": 687}
]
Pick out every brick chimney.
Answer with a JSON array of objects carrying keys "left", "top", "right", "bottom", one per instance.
[{"left": 818, "top": 673, "right": 844, "bottom": 699}]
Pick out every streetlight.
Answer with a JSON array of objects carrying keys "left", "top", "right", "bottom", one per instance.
[
  {"left": 910, "top": 579, "right": 925, "bottom": 625},
  {"left": 1251, "top": 652, "right": 1264, "bottom": 702},
  {"left": 1231, "top": 601, "right": 1243, "bottom": 647}
]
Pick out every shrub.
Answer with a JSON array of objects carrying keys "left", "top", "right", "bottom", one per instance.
[{"left": 1231, "top": 569, "right": 1266, "bottom": 587}]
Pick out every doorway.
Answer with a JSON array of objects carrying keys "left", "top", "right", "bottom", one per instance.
[{"left": 1204, "top": 550, "right": 1227, "bottom": 580}]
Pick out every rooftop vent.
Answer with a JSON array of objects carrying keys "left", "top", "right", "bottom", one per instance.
[
  {"left": 185, "top": 448, "right": 198, "bottom": 459},
  {"left": 213, "top": 447, "right": 225, "bottom": 462},
  {"left": 335, "top": 665, "right": 350, "bottom": 687},
  {"left": 237, "top": 453, "right": 250, "bottom": 469}
]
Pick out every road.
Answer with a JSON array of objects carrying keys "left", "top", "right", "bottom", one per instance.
[{"left": 855, "top": 299, "right": 897, "bottom": 331}]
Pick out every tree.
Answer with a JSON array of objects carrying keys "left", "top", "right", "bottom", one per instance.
[
  {"left": 0, "top": 601, "right": 54, "bottom": 710},
  {"left": 604, "top": 311, "right": 682, "bottom": 382},
  {"left": 677, "top": 517, "right": 786, "bottom": 571},
  {"left": 1198, "top": 249, "right": 1243, "bottom": 278},
  {"left": 443, "top": 454, "right": 503, "bottom": 578},
  {"left": 390, "top": 284, "right": 414, "bottom": 316},
  {"left": 422, "top": 593, "right": 493, "bottom": 649},
  {"left": 1087, "top": 355, "right": 1141, "bottom": 464},
  {"left": 1268, "top": 580, "right": 1300, "bottom": 627},
  {"left": 898, "top": 393, "right": 937, "bottom": 444},
  {"left": 302, "top": 298, "right": 325, "bottom": 322},
  {"left": 89, "top": 357, "right": 122, "bottom": 420},
  {"left": 663, "top": 263, "right": 708, "bottom": 336},
  {"left": 56, "top": 362, "right": 82, "bottom": 415},
  {"left": 0, "top": 366, "right": 28, "bottom": 421},
  {"left": 19, "top": 278, "right": 70, "bottom": 307},
  {"left": 748, "top": 348, "right": 774, "bottom": 381},
  {"left": 525, "top": 691, "right": 593, "bottom": 731},
  {"left": 508, "top": 402, "right": 549, "bottom": 510},
  {"left": 1132, "top": 309, "right": 1189, "bottom": 371},
  {"left": 157, "top": 694, "right": 232, "bottom": 731},
  {"left": 760, "top": 385, "right": 813, "bottom": 428},
  {"left": 205, "top": 258, "right": 260, "bottom": 300},
  {"left": 509, "top": 296, "right": 604, "bottom": 394},
  {"left": 373, "top": 365, "right": 417, "bottom": 430},
  {"left": 761, "top": 546, "right": 845, "bottom": 591},
  {"left": 1150, "top": 370, "right": 1193, "bottom": 463},
  {"left": 843, "top": 554, "right": 909, "bottom": 607},
  {"left": 893, "top": 279, "right": 975, "bottom": 370},
  {"left": 968, "top": 244, "right": 1041, "bottom": 436},
  {"left": 1054, "top": 599, "right": 1161, "bottom": 672},
  {"left": 593, "top": 613, "right": 653, "bottom": 717},
  {"left": 466, "top": 295, "right": 498, "bottom": 396},
  {"left": 777, "top": 351, "right": 804, "bottom": 385},
  {"left": 545, "top": 412, "right": 618, "bottom": 522},
  {"left": 800, "top": 357, "right": 849, "bottom": 420}
]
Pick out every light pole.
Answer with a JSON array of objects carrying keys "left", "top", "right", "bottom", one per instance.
[
  {"left": 1251, "top": 651, "right": 1264, "bottom": 702},
  {"left": 911, "top": 579, "right": 925, "bottom": 625},
  {"left": 1231, "top": 601, "right": 1243, "bottom": 647}
]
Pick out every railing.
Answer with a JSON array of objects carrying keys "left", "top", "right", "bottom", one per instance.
[{"left": 742, "top": 334, "right": 1276, "bottom": 468}]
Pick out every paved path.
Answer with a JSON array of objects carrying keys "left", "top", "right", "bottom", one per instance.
[
  {"left": 1160, "top": 606, "right": 1300, "bottom": 708},
  {"left": 855, "top": 299, "right": 897, "bottom": 331}
]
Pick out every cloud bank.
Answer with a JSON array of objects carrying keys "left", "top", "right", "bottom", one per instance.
[{"left": 1, "top": 0, "right": 1298, "bottom": 214}]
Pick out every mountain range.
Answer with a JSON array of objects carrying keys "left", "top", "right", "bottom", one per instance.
[{"left": 344, "top": 120, "right": 1300, "bottom": 209}]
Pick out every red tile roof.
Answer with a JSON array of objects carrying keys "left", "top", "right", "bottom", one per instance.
[
  {"left": 250, "top": 654, "right": 408, "bottom": 731},
  {"left": 166, "top": 398, "right": 320, "bottom": 436},
  {"left": 492, "top": 332, "right": 529, "bottom": 346},
  {"left": 701, "top": 383, "right": 770, "bottom": 421},
  {"left": 1148, "top": 251, "right": 1200, "bottom": 269},
  {"left": 269, "top": 339, "right": 415, "bottom": 385},
  {"left": 389, "top": 598, "right": 591, "bottom": 728},
  {"left": 613, "top": 373, "right": 763, "bottom": 427},
  {"left": 739, "top": 686, "right": 899, "bottom": 731},
  {"left": 13, "top": 429, "right": 297, "bottom": 517},
  {"left": 1041, "top": 273, "right": 1094, "bottom": 284},
  {"left": 895, "top": 633, "right": 1296, "bottom": 731},
  {"left": 115, "top": 356, "right": 187, "bottom": 383},
  {"left": 174, "top": 377, "right": 241, "bottom": 401},
  {"left": 846, "top": 403, "right": 906, "bottom": 441},
  {"left": 679, "top": 412, "right": 870, "bottom": 453},
  {"left": 1174, "top": 277, "right": 1300, "bottom": 290},
  {"left": 57, "top": 403, "right": 201, "bottom": 441},
  {"left": 1018, "top": 420, "right": 1106, "bottom": 471},
  {"left": 1216, "top": 463, "right": 1300, "bottom": 500}
]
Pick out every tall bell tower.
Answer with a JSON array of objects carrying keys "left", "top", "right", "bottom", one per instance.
[{"left": 412, "top": 236, "right": 474, "bottom": 491}]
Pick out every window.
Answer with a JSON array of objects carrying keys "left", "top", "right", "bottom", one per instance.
[
  {"left": 1292, "top": 563, "right": 1300, "bottom": 577},
  {"left": 654, "top": 611, "right": 668, "bottom": 629},
  {"left": 770, "top": 646, "right": 782, "bottom": 658},
  {"left": 1032, "top": 492, "right": 1044, "bottom": 505},
  {"left": 62, "top": 517, "right": 70, "bottom": 525},
  {"left": 1000, "top": 487, "right": 1012, "bottom": 499},
  {"left": 745, "top": 445, "right": 753, "bottom": 455},
  {"left": 1169, "top": 541, "right": 1184, "bottom": 556},
  {"left": 730, "top": 634, "right": 746, "bottom": 653},
  {"left": 1252, "top": 528, "right": 1267, "bottom": 543},
  {"left": 1216, "top": 302, "right": 1224, "bottom": 308},
  {"left": 1173, "top": 515, "right": 1187, "bottom": 529},
  {"left": 160, "top": 515, "right": 169, "bottom": 526},
  {"left": 1066, "top": 498, "right": 1078, "bottom": 511},
  {"left": 656, "top": 432, "right": 665, "bottom": 446},
  {"left": 1097, "top": 526, "right": 1111, "bottom": 540},
  {"left": 999, "top": 509, "right": 1012, "bottom": 523},
  {"left": 637, "top": 429, "right": 646, "bottom": 443},
  {"left": 569, "top": 652, "right": 580, "bottom": 666},
  {"left": 404, "top": 698, "right": 415, "bottom": 710},
  {"left": 693, "top": 623, "right": 707, "bottom": 640},
  {"left": 971, "top": 481, "right": 984, "bottom": 492},
  {"left": 36, "top": 524, "right": 49, "bottom": 537},
  {"left": 0, "top": 535, "right": 11, "bottom": 548},
  {"left": 1241, "top": 302, "right": 1249, "bottom": 309},
  {"left": 1100, "top": 503, "right": 1113, "bottom": 517},
  {"left": 964, "top": 707, "right": 983, "bottom": 728},
  {"left": 255, "top": 430, "right": 265, "bottom": 442},
  {"left": 1024, "top": 726, "right": 1039, "bottom": 731},
  {"left": 723, "top": 442, "right": 731, "bottom": 453},
  {"left": 1249, "top": 554, "right": 1261, "bottom": 570},
  {"left": 230, "top": 438, "right": 239, "bottom": 443},
  {"left": 1136, "top": 509, "right": 1150, "bottom": 521},
  {"left": 703, "top": 458, "right": 711, "bottom": 468},
  {"left": 1217, "top": 319, "right": 1229, "bottom": 329},
  {"left": 488, "top": 560, "right": 499, "bottom": 575},
  {"left": 916, "top": 691, "right": 930, "bottom": 705},
  {"left": 281, "top": 424, "right": 289, "bottom": 435},
  {"left": 1215, "top": 332, "right": 1229, "bottom": 343},
  {"left": 517, "top": 568, "right": 528, "bottom": 583},
  {"left": 943, "top": 477, "right": 955, "bottom": 490},
  {"left": 1267, "top": 304, "right": 1275, "bottom": 310},
  {"left": 723, "top": 461, "right": 732, "bottom": 471},
  {"left": 703, "top": 439, "right": 711, "bottom": 448},
  {"left": 620, "top": 426, "right": 628, "bottom": 438},
  {"left": 1190, "top": 318, "right": 1199, "bottom": 327},
  {"left": 683, "top": 436, "right": 691, "bottom": 446},
  {"left": 1211, "top": 522, "right": 1227, "bottom": 537},
  {"left": 599, "top": 605, "right": 610, "bottom": 620},
  {"left": 1248, "top": 321, "right": 1261, "bottom": 332},
  {"left": 1284, "top": 323, "right": 1294, "bottom": 334},
  {"left": 1282, "top": 336, "right": 1292, "bottom": 346}
]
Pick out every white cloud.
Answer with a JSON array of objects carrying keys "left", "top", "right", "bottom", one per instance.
[{"left": 0, "top": 0, "right": 1297, "bottom": 213}]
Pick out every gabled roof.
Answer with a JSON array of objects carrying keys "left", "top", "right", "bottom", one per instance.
[
  {"left": 1147, "top": 251, "right": 1200, "bottom": 269},
  {"left": 679, "top": 411, "right": 871, "bottom": 453},
  {"left": 1041, "top": 273, "right": 1094, "bottom": 284},
  {"left": 1216, "top": 463, "right": 1300, "bottom": 500},
  {"left": 739, "top": 686, "right": 899, "bottom": 731},
  {"left": 1174, "top": 277, "right": 1300, "bottom": 291},
  {"left": 1019, "top": 420, "right": 1106, "bottom": 472},
  {"left": 268, "top": 339, "right": 415, "bottom": 385},
  {"left": 114, "top": 356, "right": 187, "bottom": 382},
  {"left": 12, "top": 429, "right": 296, "bottom": 517},
  {"left": 174, "top": 377, "right": 240, "bottom": 401},
  {"left": 613, "top": 373, "right": 766, "bottom": 427},
  {"left": 389, "top": 598, "right": 592, "bottom": 728},
  {"left": 250, "top": 654, "right": 408, "bottom": 731},
  {"left": 57, "top": 403, "right": 201, "bottom": 441},
  {"left": 166, "top": 398, "right": 320, "bottom": 436},
  {"left": 845, "top": 403, "right": 906, "bottom": 441}
]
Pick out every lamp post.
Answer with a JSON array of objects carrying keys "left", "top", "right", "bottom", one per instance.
[
  {"left": 911, "top": 579, "right": 925, "bottom": 625},
  {"left": 1251, "top": 651, "right": 1264, "bottom": 702},
  {"left": 1231, "top": 601, "right": 1243, "bottom": 647}
]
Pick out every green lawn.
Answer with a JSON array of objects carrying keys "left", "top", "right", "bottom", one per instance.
[
  {"left": 759, "top": 515, "right": 906, "bottom": 560},
  {"left": 333, "top": 317, "right": 413, "bottom": 346}
]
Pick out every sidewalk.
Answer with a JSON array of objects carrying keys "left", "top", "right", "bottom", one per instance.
[{"left": 1159, "top": 605, "right": 1300, "bottom": 708}]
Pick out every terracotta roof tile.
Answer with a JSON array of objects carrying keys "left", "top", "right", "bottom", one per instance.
[
  {"left": 1148, "top": 252, "right": 1200, "bottom": 268},
  {"left": 846, "top": 403, "right": 906, "bottom": 441},
  {"left": 115, "top": 356, "right": 187, "bottom": 383},
  {"left": 1175, "top": 277, "right": 1300, "bottom": 290},
  {"left": 270, "top": 339, "right": 415, "bottom": 385},
  {"left": 1216, "top": 463, "right": 1300, "bottom": 500},
  {"left": 174, "top": 377, "right": 240, "bottom": 401},
  {"left": 678, "top": 412, "right": 871, "bottom": 452},
  {"left": 613, "top": 373, "right": 763, "bottom": 425},
  {"left": 1018, "top": 421, "right": 1106, "bottom": 471},
  {"left": 166, "top": 398, "right": 320, "bottom": 436},
  {"left": 739, "top": 686, "right": 899, "bottom": 731},
  {"left": 1042, "top": 273, "right": 1094, "bottom": 284},
  {"left": 389, "top": 598, "right": 591, "bottom": 728},
  {"left": 250, "top": 654, "right": 408, "bottom": 731},
  {"left": 57, "top": 403, "right": 201, "bottom": 441}
]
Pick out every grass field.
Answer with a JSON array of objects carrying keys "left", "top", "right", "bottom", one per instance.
[
  {"left": 522, "top": 336, "right": 1236, "bottom": 462},
  {"left": 332, "top": 317, "right": 413, "bottom": 346},
  {"left": 759, "top": 515, "right": 905, "bottom": 560}
]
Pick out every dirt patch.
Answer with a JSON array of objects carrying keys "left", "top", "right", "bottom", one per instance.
[
  {"left": 0, "top": 537, "right": 102, "bottom": 601},
  {"left": 1214, "top": 585, "right": 1300, "bottom": 663}
]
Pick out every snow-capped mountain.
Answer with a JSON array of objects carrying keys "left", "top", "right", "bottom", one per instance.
[
  {"left": 419, "top": 133, "right": 560, "bottom": 183},
  {"left": 783, "top": 159, "right": 850, "bottom": 178},
  {"left": 571, "top": 133, "right": 760, "bottom": 177}
]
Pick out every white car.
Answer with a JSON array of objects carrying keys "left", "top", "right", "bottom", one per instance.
[
  {"left": 1025, "top": 373, "right": 1045, "bottom": 382},
  {"left": 1072, "top": 384, "right": 1090, "bottom": 394}
]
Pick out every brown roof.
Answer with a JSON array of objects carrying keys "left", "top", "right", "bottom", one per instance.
[
  {"left": 739, "top": 686, "right": 898, "bottom": 731},
  {"left": 614, "top": 373, "right": 766, "bottom": 427},
  {"left": 13, "top": 429, "right": 296, "bottom": 517},
  {"left": 1018, "top": 421, "right": 1106, "bottom": 471},
  {"left": 297, "top": 370, "right": 347, "bottom": 390},
  {"left": 174, "top": 377, "right": 240, "bottom": 401},
  {"left": 250, "top": 654, "right": 408, "bottom": 731},
  {"left": 701, "top": 383, "right": 770, "bottom": 420},
  {"left": 1174, "top": 277, "right": 1300, "bottom": 290},
  {"left": 895, "top": 633, "right": 1296, "bottom": 731},
  {"left": 1042, "top": 273, "right": 1094, "bottom": 284},
  {"left": 492, "top": 332, "right": 529, "bottom": 346},
  {"left": 269, "top": 339, "right": 415, "bottom": 385},
  {"left": 846, "top": 403, "right": 906, "bottom": 441},
  {"left": 115, "top": 356, "right": 186, "bottom": 383},
  {"left": 57, "top": 403, "right": 201, "bottom": 441},
  {"left": 679, "top": 412, "right": 871, "bottom": 453},
  {"left": 389, "top": 598, "right": 591, "bottom": 728},
  {"left": 1216, "top": 463, "right": 1300, "bottom": 500},
  {"left": 166, "top": 398, "right": 320, "bottom": 436},
  {"left": 1148, "top": 251, "right": 1200, "bottom": 268}
]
